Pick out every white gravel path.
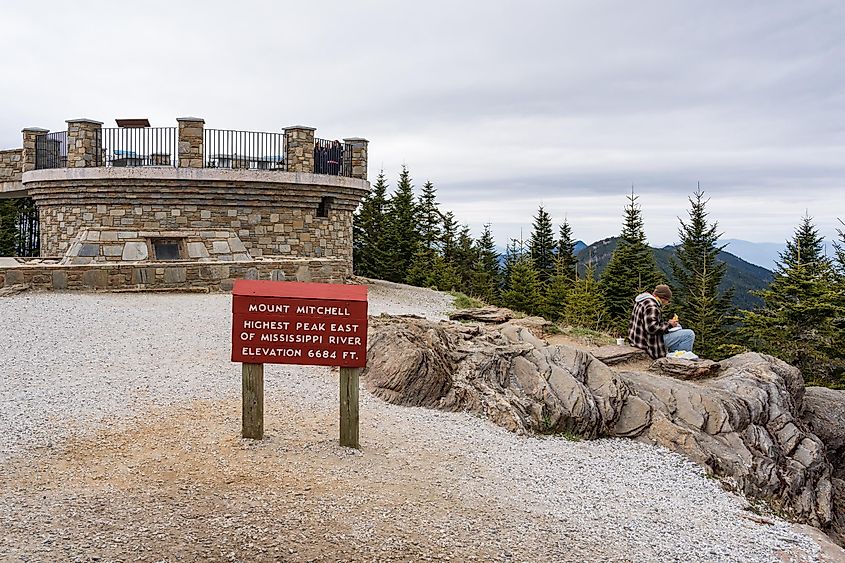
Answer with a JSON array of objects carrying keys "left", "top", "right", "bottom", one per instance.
[{"left": 0, "top": 282, "right": 826, "bottom": 561}]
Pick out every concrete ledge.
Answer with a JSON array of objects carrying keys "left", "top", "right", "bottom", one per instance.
[
  {"left": 0, "top": 181, "right": 25, "bottom": 198},
  {"left": 23, "top": 167, "right": 369, "bottom": 190},
  {"left": 0, "top": 257, "right": 349, "bottom": 291}
]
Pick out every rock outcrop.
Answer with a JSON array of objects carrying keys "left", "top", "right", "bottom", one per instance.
[
  {"left": 363, "top": 315, "right": 842, "bottom": 541},
  {"left": 802, "top": 386, "right": 845, "bottom": 544}
]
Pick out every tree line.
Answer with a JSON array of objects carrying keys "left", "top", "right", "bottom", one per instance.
[
  {"left": 0, "top": 198, "right": 39, "bottom": 257},
  {"left": 353, "top": 168, "right": 845, "bottom": 388}
]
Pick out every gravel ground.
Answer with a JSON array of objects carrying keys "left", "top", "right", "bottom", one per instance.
[{"left": 0, "top": 281, "right": 829, "bottom": 562}]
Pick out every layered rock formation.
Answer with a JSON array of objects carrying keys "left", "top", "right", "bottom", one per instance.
[{"left": 363, "top": 315, "right": 845, "bottom": 544}]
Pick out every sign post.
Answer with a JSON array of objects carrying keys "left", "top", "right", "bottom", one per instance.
[{"left": 231, "top": 280, "right": 368, "bottom": 447}]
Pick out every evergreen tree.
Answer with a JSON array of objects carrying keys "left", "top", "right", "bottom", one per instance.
[
  {"left": 565, "top": 260, "right": 611, "bottom": 331},
  {"left": 470, "top": 223, "right": 501, "bottom": 303},
  {"left": 555, "top": 219, "right": 578, "bottom": 282},
  {"left": 441, "top": 211, "right": 458, "bottom": 265},
  {"left": 406, "top": 180, "right": 444, "bottom": 287},
  {"left": 381, "top": 166, "right": 419, "bottom": 283},
  {"left": 740, "top": 215, "right": 842, "bottom": 385},
  {"left": 501, "top": 236, "right": 526, "bottom": 293},
  {"left": 669, "top": 188, "right": 734, "bottom": 358},
  {"left": 781, "top": 214, "right": 830, "bottom": 276},
  {"left": 352, "top": 170, "right": 390, "bottom": 278},
  {"left": 0, "top": 200, "right": 17, "bottom": 256},
  {"left": 416, "top": 181, "right": 442, "bottom": 252},
  {"left": 529, "top": 205, "right": 556, "bottom": 284},
  {"left": 450, "top": 224, "right": 477, "bottom": 288},
  {"left": 500, "top": 255, "right": 543, "bottom": 316},
  {"left": 542, "top": 256, "right": 574, "bottom": 321},
  {"left": 600, "top": 191, "right": 664, "bottom": 327}
]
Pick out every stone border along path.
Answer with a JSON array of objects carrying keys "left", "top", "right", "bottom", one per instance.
[{"left": 0, "top": 282, "right": 826, "bottom": 562}]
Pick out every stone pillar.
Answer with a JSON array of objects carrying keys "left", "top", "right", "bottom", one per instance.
[
  {"left": 177, "top": 117, "right": 205, "bottom": 168},
  {"left": 21, "top": 127, "right": 49, "bottom": 172},
  {"left": 284, "top": 126, "right": 316, "bottom": 173},
  {"left": 66, "top": 119, "right": 103, "bottom": 168},
  {"left": 342, "top": 138, "right": 369, "bottom": 180}
]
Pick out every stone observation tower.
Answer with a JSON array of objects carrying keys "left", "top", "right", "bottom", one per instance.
[{"left": 0, "top": 117, "right": 369, "bottom": 290}]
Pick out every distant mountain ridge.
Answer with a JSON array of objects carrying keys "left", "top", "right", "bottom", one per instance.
[{"left": 576, "top": 237, "right": 773, "bottom": 310}]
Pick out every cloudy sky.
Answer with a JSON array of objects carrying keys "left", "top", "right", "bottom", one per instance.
[{"left": 1, "top": 0, "right": 842, "bottom": 248}]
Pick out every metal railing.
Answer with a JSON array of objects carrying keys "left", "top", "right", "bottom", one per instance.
[
  {"left": 203, "top": 129, "right": 286, "bottom": 170},
  {"left": 98, "top": 127, "right": 178, "bottom": 167},
  {"left": 314, "top": 138, "right": 349, "bottom": 176},
  {"left": 35, "top": 131, "right": 68, "bottom": 169}
]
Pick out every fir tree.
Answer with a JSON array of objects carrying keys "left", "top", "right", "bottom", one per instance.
[
  {"left": 669, "top": 188, "right": 734, "bottom": 358},
  {"left": 406, "top": 180, "right": 443, "bottom": 287},
  {"left": 529, "top": 205, "right": 556, "bottom": 284},
  {"left": 555, "top": 219, "right": 578, "bottom": 282},
  {"left": 600, "top": 191, "right": 664, "bottom": 327},
  {"left": 381, "top": 166, "right": 419, "bottom": 283},
  {"left": 542, "top": 256, "right": 574, "bottom": 322},
  {"left": 0, "top": 200, "right": 17, "bottom": 256},
  {"left": 740, "top": 215, "right": 842, "bottom": 385},
  {"left": 565, "top": 260, "right": 611, "bottom": 331},
  {"left": 450, "top": 224, "right": 477, "bottom": 288},
  {"left": 352, "top": 170, "right": 390, "bottom": 278},
  {"left": 441, "top": 211, "right": 458, "bottom": 265},
  {"left": 470, "top": 223, "right": 501, "bottom": 303},
  {"left": 501, "top": 236, "right": 526, "bottom": 293},
  {"left": 782, "top": 214, "right": 830, "bottom": 276},
  {"left": 500, "top": 255, "right": 543, "bottom": 316},
  {"left": 416, "top": 181, "right": 442, "bottom": 252}
]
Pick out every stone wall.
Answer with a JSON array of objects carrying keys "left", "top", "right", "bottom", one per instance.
[
  {"left": 177, "top": 117, "right": 204, "bottom": 168},
  {"left": 37, "top": 203, "right": 352, "bottom": 260},
  {"left": 66, "top": 119, "right": 103, "bottom": 168},
  {"left": 0, "top": 257, "right": 348, "bottom": 292},
  {"left": 24, "top": 167, "right": 367, "bottom": 264},
  {"left": 60, "top": 228, "right": 253, "bottom": 265},
  {"left": 0, "top": 149, "right": 22, "bottom": 183}
]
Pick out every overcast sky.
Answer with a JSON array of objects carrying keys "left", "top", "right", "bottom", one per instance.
[{"left": 1, "top": 0, "right": 842, "bottom": 247}]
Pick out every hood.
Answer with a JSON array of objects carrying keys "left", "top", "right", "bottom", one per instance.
[{"left": 635, "top": 292, "right": 656, "bottom": 303}]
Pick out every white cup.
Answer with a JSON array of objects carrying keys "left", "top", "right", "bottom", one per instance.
[{"left": 616, "top": 338, "right": 625, "bottom": 346}]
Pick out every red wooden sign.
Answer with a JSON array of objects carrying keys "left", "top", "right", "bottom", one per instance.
[{"left": 231, "top": 280, "right": 368, "bottom": 367}]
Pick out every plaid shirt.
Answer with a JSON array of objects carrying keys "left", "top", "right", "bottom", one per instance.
[{"left": 627, "top": 293, "right": 670, "bottom": 359}]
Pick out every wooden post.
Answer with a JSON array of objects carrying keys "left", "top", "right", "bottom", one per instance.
[
  {"left": 339, "top": 367, "right": 361, "bottom": 449},
  {"left": 242, "top": 363, "right": 264, "bottom": 439}
]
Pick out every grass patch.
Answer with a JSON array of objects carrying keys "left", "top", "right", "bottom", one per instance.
[
  {"left": 448, "top": 291, "right": 485, "bottom": 309},
  {"left": 560, "top": 325, "right": 616, "bottom": 346}
]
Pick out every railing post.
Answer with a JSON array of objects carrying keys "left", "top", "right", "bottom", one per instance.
[
  {"left": 66, "top": 119, "right": 103, "bottom": 168},
  {"left": 177, "top": 117, "right": 205, "bottom": 168},
  {"left": 342, "top": 138, "right": 369, "bottom": 180},
  {"left": 21, "top": 127, "right": 49, "bottom": 172},
  {"left": 283, "top": 126, "right": 316, "bottom": 173}
]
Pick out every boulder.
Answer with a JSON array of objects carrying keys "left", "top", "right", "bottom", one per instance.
[
  {"left": 802, "top": 386, "right": 845, "bottom": 479},
  {"left": 364, "top": 316, "right": 841, "bottom": 539},
  {"left": 592, "top": 344, "right": 648, "bottom": 365},
  {"left": 650, "top": 357, "right": 721, "bottom": 380},
  {"left": 0, "top": 283, "right": 30, "bottom": 297},
  {"left": 448, "top": 306, "right": 513, "bottom": 323}
]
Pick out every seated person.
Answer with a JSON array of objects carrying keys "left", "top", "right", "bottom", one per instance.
[{"left": 627, "top": 284, "right": 695, "bottom": 359}]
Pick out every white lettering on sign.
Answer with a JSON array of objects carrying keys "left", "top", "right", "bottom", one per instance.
[
  {"left": 241, "top": 347, "right": 303, "bottom": 357},
  {"left": 295, "top": 305, "right": 351, "bottom": 316},
  {"left": 330, "top": 323, "right": 360, "bottom": 333},
  {"left": 328, "top": 335, "right": 362, "bottom": 345},
  {"left": 259, "top": 333, "right": 324, "bottom": 344},
  {"left": 243, "top": 320, "right": 291, "bottom": 330},
  {"left": 295, "top": 322, "right": 326, "bottom": 331},
  {"left": 247, "top": 303, "right": 291, "bottom": 313}
]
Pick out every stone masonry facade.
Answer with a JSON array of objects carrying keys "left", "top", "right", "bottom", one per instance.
[
  {"left": 1, "top": 258, "right": 348, "bottom": 292},
  {"left": 0, "top": 149, "right": 22, "bottom": 183},
  {"left": 36, "top": 203, "right": 352, "bottom": 260},
  {"left": 2, "top": 116, "right": 369, "bottom": 292}
]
